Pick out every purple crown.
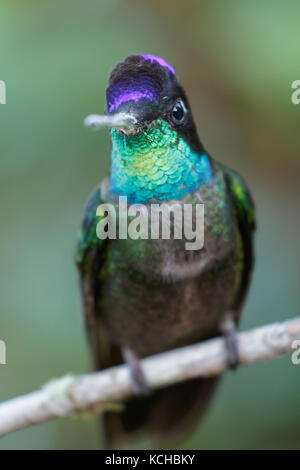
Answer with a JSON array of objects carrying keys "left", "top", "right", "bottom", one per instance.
[
  {"left": 106, "top": 55, "right": 176, "bottom": 113},
  {"left": 141, "top": 55, "right": 175, "bottom": 75}
]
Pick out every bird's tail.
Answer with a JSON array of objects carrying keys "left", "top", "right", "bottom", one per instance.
[{"left": 102, "top": 376, "right": 220, "bottom": 449}]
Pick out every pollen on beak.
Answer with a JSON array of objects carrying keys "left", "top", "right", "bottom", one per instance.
[{"left": 84, "top": 113, "right": 138, "bottom": 134}]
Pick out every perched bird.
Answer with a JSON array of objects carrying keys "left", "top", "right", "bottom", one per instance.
[{"left": 77, "top": 54, "right": 255, "bottom": 448}]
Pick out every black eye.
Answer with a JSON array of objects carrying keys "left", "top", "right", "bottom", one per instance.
[{"left": 172, "top": 100, "right": 185, "bottom": 123}]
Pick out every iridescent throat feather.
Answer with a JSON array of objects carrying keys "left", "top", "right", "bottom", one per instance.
[{"left": 109, "top": 120, "right": 212, "bottom": 203}]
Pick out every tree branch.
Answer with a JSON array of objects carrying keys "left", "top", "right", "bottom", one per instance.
[{"left": 0, "top": 316, "right": 299, "bottom": 438}]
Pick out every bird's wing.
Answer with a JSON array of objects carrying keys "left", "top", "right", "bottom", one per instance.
[
  {"left": 222, "top": 165, "right": 256, "bottom": 309},
  {"left": 76, "top": 184, "right": 114, "bottom": 371}
]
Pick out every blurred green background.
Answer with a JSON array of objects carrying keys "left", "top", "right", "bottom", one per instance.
[{"left": 0, "top": 0, "right": 299, "bottom": 449}]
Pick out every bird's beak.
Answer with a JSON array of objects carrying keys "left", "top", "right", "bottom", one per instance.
[{"left": 84, "top": 113, "right": 138, "bottom": 134}]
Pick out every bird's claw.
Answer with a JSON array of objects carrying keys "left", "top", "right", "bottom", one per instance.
[
  {"left": 122, "top": 346, "right": 150, "bottom": 396},
  {"left": 220, "top": 312, "right": 239, "bottom": 369}
]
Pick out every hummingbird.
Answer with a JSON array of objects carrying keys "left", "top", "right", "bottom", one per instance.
[{"left": 77, "top": 54, "right": 255, "bottom": 448}]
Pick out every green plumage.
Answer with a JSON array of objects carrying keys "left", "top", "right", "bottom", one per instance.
[{"left": 109, "top": 120, "right": 211, "bottom": 202}]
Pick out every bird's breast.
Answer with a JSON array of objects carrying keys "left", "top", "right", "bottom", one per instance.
[{"left": 99, "top": 170, "right": 243, "bottom": 355}]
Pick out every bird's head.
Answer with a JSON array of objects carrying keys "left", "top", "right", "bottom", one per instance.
[{"left": 85, "top": 55, "right": 211, "bottom": 203}]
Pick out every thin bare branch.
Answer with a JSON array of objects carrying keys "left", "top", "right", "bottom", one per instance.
[{"left": 0, "top": 316, "right": 299, "bottom": 438}]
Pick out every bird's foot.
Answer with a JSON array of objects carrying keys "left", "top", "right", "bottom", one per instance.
[
  {"left": 220, "top": 312, "right": 239, "bottom": 369},
  {"left": 122, "top": 346, "right": 150, "bottom": 396}
]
